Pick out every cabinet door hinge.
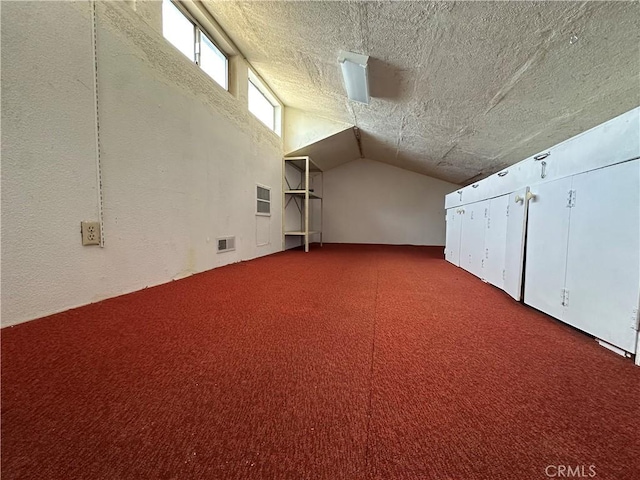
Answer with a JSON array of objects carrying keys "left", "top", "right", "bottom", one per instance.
[
  {"left": 487, "top": 217, "right": 491, "bottom": 229},
  {"left": 506, "top": 205, "right": 509, "bottom": 217},
  {"left": 567, "top": 189, "right": 576, "bottom": 208},
  {"left": 632, "top": 308, "right": 639, "bottom": 331},
  {"left": 481, "top": 259, "right": 485, "bottom": 268},
  {"left": 485, "top": 248, "right": 489, "bottom": 259},
  {"left": 502, "top": 269, "right": 506, "bottom": 281},
  {"left": 561, "top": 289, "right": 570, "bottom": 306},
  {"left": 484, "top": 208, "right": 488, "bottom": 218}
]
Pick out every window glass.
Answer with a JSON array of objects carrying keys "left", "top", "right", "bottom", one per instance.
[
  {"left": 200, "top": 34, "right": 228, "bottom": 90},
  {"left": 249, "top": 80, "right": 275, "bottom": 130},
  {"left": 257, "top": 201, "right": 270, "bottom": 214},
  {"left": 257, "top": 186, "right": 270, "bottom": 201},
  {"left": 162, "top": 0, "right": 195, "bottom": 61}
]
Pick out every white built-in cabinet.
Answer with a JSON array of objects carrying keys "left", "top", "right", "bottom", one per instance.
[
  {"left": 445, "top": 187, "right": 530, "bottom": 301},
  {"left": 526, "top": 160, "right": 640, "bottom": 354},
  {"left": 444, "top": 107, "right": 640, "bottom": 360}
]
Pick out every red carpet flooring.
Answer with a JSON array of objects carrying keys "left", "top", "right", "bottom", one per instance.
[{"left": 2, "top": 244, "right": 639, "bottom": 480}]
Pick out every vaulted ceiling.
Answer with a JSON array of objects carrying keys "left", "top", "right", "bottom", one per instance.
[{"left": 205, "top": 1, "right": 639, "bottom": 184}]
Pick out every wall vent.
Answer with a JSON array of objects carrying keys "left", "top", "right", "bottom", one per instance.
[{"left": 216, "top": 236, "right": 236, "bottom": 253}]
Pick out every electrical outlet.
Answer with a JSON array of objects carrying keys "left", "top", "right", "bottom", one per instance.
[{"left": 81, "top": 221, "right": 101, "bottom": 246}]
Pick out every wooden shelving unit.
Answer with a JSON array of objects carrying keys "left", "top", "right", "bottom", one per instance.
[{"left": 283, "top": 156, "right": 323, "bottom": 252}]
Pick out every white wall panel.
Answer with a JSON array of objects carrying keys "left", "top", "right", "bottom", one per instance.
[{"left": 323, "top": 159, "right": 459, "bottom": 245}]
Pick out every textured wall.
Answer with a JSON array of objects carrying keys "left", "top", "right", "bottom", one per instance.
[
  {"left": 323, "top": 159, "right": 459, "bottom": 246},
  {"left": 1, "top": 1, "right": 283, "bottom": 327}
]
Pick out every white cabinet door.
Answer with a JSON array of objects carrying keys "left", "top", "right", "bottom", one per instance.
[
  {"left": 459, "top": 200, "right": 488, "bottom": 278},
  {"left": 504, "top": 188, "right": 530, "bottom": 300},
  {"left": 445, "top": 208, "right": 463, "bottom": 266},
  {"left": 563, "top": 160, "right": 640, "bottom": 353},
  {"left": 524, "top": 177, "right": 573, "bottom": 319},
  {"left": 484, "top": 194, "right": 509, "bottom": 289}
]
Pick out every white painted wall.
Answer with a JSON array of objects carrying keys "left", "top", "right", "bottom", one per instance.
[
  {"left": 1, "top": 1, "right": 283, "bottom": 327},
  {"left": 323, "top": 159, "right": 459, "bottom": 245}
]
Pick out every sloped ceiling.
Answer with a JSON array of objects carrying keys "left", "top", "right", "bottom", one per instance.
[
  {"left": 288, "top": 128, "right": 361, "bottom": 171},
  {"left": 204, "top": 1, "right": 639, "bottom": 184}
]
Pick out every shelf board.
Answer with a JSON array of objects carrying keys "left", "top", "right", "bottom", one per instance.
[
  {"left": 284, "top": 156, "right": 323, "bottom": 172},
  {"left": 284, "top": 231, "right": 321, "bottom": 236},
  {"left": 285, "top": 190, "right": 322, "bottom": 199}
]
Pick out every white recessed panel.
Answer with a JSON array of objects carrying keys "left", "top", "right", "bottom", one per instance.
[
  {"left": 484, "top": 194, "right": 509, "bottom": 290},
  {"left": 524, "top": 177, "right": 573, "bottom": 319},
  {"left": 459, "top": 200, "right": 488, "bottom": 278},
  {"left": 445, "top": 208, "right": 463, "bottom": 267}
]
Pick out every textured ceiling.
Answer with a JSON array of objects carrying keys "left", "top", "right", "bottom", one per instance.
[{"left": 205, "top": 1, "right": 639, "bottom": 184}]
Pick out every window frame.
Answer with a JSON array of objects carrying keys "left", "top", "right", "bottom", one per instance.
[
  {"left": 256, "top": 184, "right": 271, "bottom": 217},
  {"left": 162, "top": 0, "right": 229, "bottom": 91}
]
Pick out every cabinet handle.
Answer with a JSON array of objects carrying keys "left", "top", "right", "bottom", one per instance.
[
  {"left": 534, "top": 152, "right": 550, "bottom": 161},
  {"left": 472, "top": 184, "right": 479, "bottom": 188},
  {"left": 526, "top": 191, "right": 536, "bottom": 201},
  {"left": 515, "top": 195, "right": 524, "bottom": 204},
  {"left": 497, "top": 171, "right": 509, "bottom": 177}
]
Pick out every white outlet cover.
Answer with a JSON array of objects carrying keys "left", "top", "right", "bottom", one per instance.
[{"left": 81, "top": 221, "right": 101, "bottom": 246}]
